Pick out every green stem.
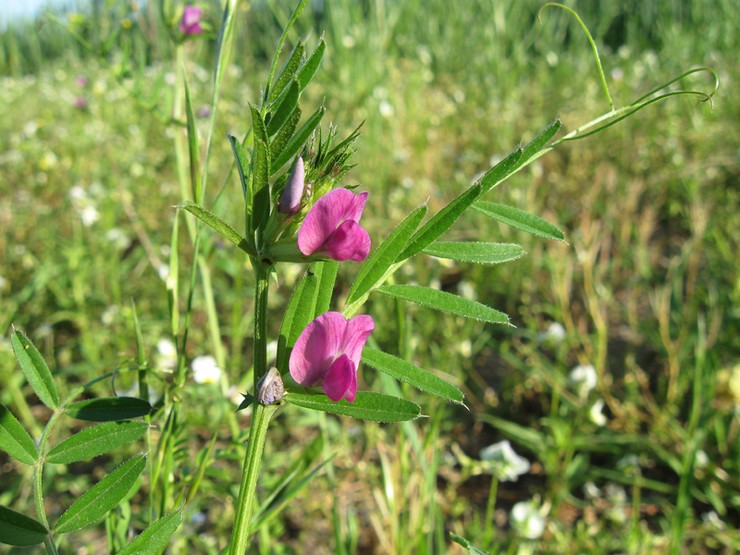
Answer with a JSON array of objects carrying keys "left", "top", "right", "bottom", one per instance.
[
  {"left": 228, "top": 261, "right": 273, "bottom": 553},
  {"left": 229, "top": 403, "right": 277, "bottom": 554},
  {"left": 485, "top": 475, "right": 499, "bottom": 536}
]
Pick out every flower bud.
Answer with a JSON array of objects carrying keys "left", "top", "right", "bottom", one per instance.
[
  {"left": 257, "top": 367, "right": 285, "bottom": 405},
  {"left": 179, "top": 6, "right": 204, "bottom": 36},
  {"left": 278, "top": 157, "right": 305, "bottom": 214}
]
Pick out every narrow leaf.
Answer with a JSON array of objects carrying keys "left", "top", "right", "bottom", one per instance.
[
  {"left": 117, "top": 511, "right": 182, "bottom": 555},
  {"left": 54, "top": 454, "right": 146, "bottom": 534},
  {"left": 269, "top": 106, "right": 301, "bottom": 164},
  {"left": 46, "top": 422, "right": 149, "bottom": 464},
  {"left": 250, "top": 105, "right": 271, "bottom": 234},
  {"left": 450, "top": 532, "right": 491, "bottom": 555},
  {"left": 287, "top": 391, "right": 421, "bottom": 422},
  {"left": 517, "top": 118, "right": 562, "bottom": 168},
  {"left": 314, "top": 261, "right": 339, "bottom": 315},
  {"left": 183, "top": 74, "right": 201, "bottom": 203},
  {"left": 362, "top": 348, "right": 464, "bottom": 404},
  {"left": 423, "top": 241, "right": 525, "bottom": 264},
  {"left": 0, "top": 505, "right": 47, "bottom": 547},
  {"left": 297, "top": 39, "right": 326, "bottom": 90},
  {"left": 476, "top": 147, "right": 524, "bottom": 196},
  {"left": 270, "top": 105, "right": 325, "bottom": 173},
  {"left": 0, "top": 405, "right": 38, "bottom": 465},
  {"left": 228, "top": 133, "right": 250, "bottom": 203},
  {"left": 179, "top": 201, "right": 255, "bottom": 256},
  {"left": 10, "top": 328, "right": 59, "bottom": 409},
  {"left": 473, "top": 201, "right": 565, "bottom": 241},
  {"left": 377, "top": 285, "right": 509, "bottom": 325},
  {"left": 65, "top": 397, "right": 151, "bottom": 422},
  {"left": 267, "top": 80, "right": 300, "bottom": 136},
  {"left": 398, "top": 184, "right": 482, "bottom": 261},
  {"left": 267, "top": 41, "right": 304, "bottom": 104},
  {"left": 347, "top": 204, "right": 427, "bottom": 304}
]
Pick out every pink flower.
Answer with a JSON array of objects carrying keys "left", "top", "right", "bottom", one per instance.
[
  {"left": 179, "top": 6, "right": 204, "bottom": 36},
  {"left": 289, "top": 312, "right": 374, "bottom": 402},
  {"left": 298, "top": 188, "right": 371, "bottom": 261}
]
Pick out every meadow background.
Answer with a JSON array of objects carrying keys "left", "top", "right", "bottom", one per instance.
[{"left": 1, "top": 0, "right": 738, "bottom": 553}]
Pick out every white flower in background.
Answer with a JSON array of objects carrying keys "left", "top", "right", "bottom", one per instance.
[
  {"left": 156, "top": 338, "right": 178, "bottom": 370},
  {"left": 695, "top": 449, "right": 709, "bottom": 469},
  {"left": 604, "top": 484, "right": 627, "bottom": 524},
  {"left": 192, "top": 355, "right": 222, "bottom": 384},
  {"left": 589, "top": 399, "right": 607, "bottom": 427},
  {"left": 157, "top": 264, "right": 170, "bottom": 282},
  {"left": 569, "top": 363, "right": 597, "bottom": 397},
  {"left": 537, "top": 322, "right": 566, "bottom": 344},
  {"left": 701, "top": 511, "right": 726, "bottom": 530},
  {"left": 479, "top": 440, "right": 530, "bottom": 482},
  {"left": 378, "top": 100, "right": 394, "bottom": 118},
  {"left": 79, "top": 205, "right": 99, "bottom": 227},
  {"left": 511, "top": 499, "right": 545, "bottom": 540},
  {"left": 105, "top": 228, "right": 131, "bottom": 250},
  {"left": 69, "top": 185, "right": 87, "bottom": 202}
]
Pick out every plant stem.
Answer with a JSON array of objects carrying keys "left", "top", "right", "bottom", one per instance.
[
  {"left": 229, "top": 404, "right": 277, "bottom": 554},
  {"left": 229, "top": 261, "right": 274, "bottom": 553}
]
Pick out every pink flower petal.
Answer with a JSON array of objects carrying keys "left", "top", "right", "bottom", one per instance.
[
  {"left": 322, "top": 354, "right": 355, "bottom": 401},
  {"left": 289, "top": 312, "right": 347, "bottom": 386},
  {"left": 324, "top": 220, "right": 371, "bottom": 261},
  {"left": 340, "top": 315, "right": 374, "bottom": 368},
  {"left": 298, "top": 189, "right": 369, "bottom": 256}
]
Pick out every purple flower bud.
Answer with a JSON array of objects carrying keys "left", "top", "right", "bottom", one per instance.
[
  {"left": 179, "top": 6, "right": 204, "bottom": 36},
  {"left": 278, "top": 156, "right": 305, "bottom": 214}
]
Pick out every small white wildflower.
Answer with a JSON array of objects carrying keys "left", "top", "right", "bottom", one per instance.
[
  {"left": 69, "top": 185, "right": 87, "bottom": 202},
  {"left": 510, "top": 499, "right": 545, "bottom": 540},
  {"left": 583, "top": 481, "right": 601, "bottom": 499},
  {"left": 79, "top": 205, "right": 99, "bottom": 227},
  {"left": 458, "top": 339, "right": 472, "bottom": 358},
  {"left": 156, "top": 338, "right": 177, "bottom": 370},
  {"left": 101, "top": 305, "right": 118, "bottom": 325},
  {"left": 589, "top": 399, "right": 607, "bottom": 427},
  {"left": 105, "top": 228, "right": 131, "bottom": 250},
  {"left": 538, "top": 322, "right": 566, "bottom": 344},
  {"left": 157, "top": 264, "right": 170, "bottom": 282},
  {"left": 192, "top": 355, "right": 222, "bottom": 384},
  {"left": 479, "top": 440, "right": 530, "bottom": 482},
  {"left": 569, "top": 364, "right": 597, "bottom": 397},
  {"left": 701, "top": 511, "right": 726, "bottom": 530},
  {"left": 378, "top": 100, "right": 394, "bottom": 118},
  {"left": 694, "top": 450, "right": 709, "bottom": 469},
  {"left": 457, "top": 281, "right": 477, "bottom": 301}
]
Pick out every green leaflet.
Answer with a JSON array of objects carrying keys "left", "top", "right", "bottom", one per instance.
[
  {"left": 423, "top": 241, "right": 525, "bottom": 264},
  {"left": 0, "top": 505, "right": 48, "bottom": 547},
  {"left": 65, "top": 397, "right": 151, "bottom": 422},
  {"left": 287, "top": 391, "right": 421, "bottom": 422},
  {"left": 0, "top": 405, "right": 37, "bottom": 465},
  {"left": 54, "top": 455, "right": 146, "bottom": 534},
  {"left": 347, "top": 204, "right": 427, "bottom": 305},
  {"left": 117, "top": 511, "right": 182, "bottom": 555},
  {"left": 10, "top": 328, "right": 58, "bottom": 409},
  {"left": 377, "top": 285, "right": 510, "bottom": 325},
  {"left": 46, "top": 421, "right": 149, "bottom": 464},
  {"left": 178, "top": 201, "right": 255, "bottom": 256},
  {"left": 473, "top": 201, "right": 565, "bottom": 241},
  {"left": 362, "top": 348, "right": 464, "bottom": 404}
]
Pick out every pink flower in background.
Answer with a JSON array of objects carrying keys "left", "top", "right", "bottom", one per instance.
[
  {"left": 179, "top": 6, "right": 204, "bottom": 36},
  {"left": 298, "top": 188, "right": 371, "bottom": 261},
  {"left": 289, "top": 312, "right": 374, "bottom": 402}
]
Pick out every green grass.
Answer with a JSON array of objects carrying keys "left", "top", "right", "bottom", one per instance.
[{"left": 0, "top": 1, "right": 738, "bottom": 553}]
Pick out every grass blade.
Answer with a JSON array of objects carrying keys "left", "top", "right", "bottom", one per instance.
[{"left": 117, "top": 511, "right": 182, "bottom": 555}]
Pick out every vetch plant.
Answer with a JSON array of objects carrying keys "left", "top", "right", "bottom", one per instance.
[{"left": 0, "top": 0, "right": 719, "bottom": 553}]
